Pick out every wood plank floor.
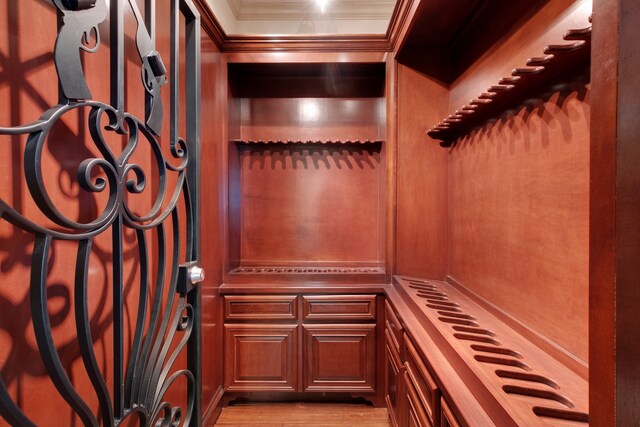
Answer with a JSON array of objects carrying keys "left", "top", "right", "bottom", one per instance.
[{"left": 213, "top": 402, "right": 392, "bottom": 427}]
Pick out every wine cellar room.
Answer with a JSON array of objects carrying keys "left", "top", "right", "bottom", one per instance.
[{"left": 0, "top": 0, "right": 639, "bottom": 426}]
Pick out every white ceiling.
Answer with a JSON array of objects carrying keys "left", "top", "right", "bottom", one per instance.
[{"left": 207, "top": 0, "right": 398, "bottom": 35}]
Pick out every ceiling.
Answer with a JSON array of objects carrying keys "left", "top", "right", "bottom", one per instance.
[{"left": 207, "top": 0, "right": 398, "bottom": 36}]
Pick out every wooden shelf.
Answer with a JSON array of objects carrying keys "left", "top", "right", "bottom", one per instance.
[
  {"left": 233, "top": 139, "right": 383, "bottom": 145},
  {"left": 226, "top": 266, "right": 387, "bottom": 285},
  {"left": 230, "top": 266, "right": 385, "bottom": 274},
  {"left": 427, "top": 21, "right": 592, "bottom": 148}
]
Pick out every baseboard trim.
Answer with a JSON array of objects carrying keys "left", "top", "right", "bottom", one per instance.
[{"left": 203, "top": 385, "right": 225, "bottom": 426}]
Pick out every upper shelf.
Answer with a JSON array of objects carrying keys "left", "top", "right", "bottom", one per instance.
[
  {"left": 233, "top": 139, "right": 383, "bottom": 145},
  {"left": 427, "top": 22, "right": 592, "bottom": 148}
]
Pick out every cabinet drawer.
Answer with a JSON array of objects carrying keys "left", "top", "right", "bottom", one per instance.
[
  {"left": 404, "top": 370, "right": 433, "bottom": 427},
  {"left": 441, "top": 397, "right": 462, "bottom": 427},
  {"left": 404, "top": 334, "right": 440, "bottom": 424},
  {"left": 302, "top": 295, "right": 376, "bottom": 321},
  {"left": 385, "top": 300, "right": 402, "bottom": 353},
  {"left": 385, "top": 330, "right": 403, "bottom": 427},
  {"left": 224, "top": 295, "right": 298, "bottom": 321}
]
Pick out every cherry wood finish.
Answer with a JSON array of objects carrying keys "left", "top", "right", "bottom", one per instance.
[
  {"left": 200, "top": 31, "right": 227, "bottom": 426},
  {"left": 303, "top": 324, "right": 377, "bottom": 392},
  {"left": 395, "top": 65, "right": 449, "bottom": 280},
  {"left": 224, "top": 295, "right": 298, "bottom": 322},
  {"left": 403, "top": 370, "right": 432, "bottom": 427},
  {"left": 214, "top": 402, "right": 392, "bottom": 426},
  {"left": 303, "top": 295, "right": 377, "bottom": 321},
  {"left": 385, "top": 301, "right": 403, "bottom": 353},
  {"left": 448, "top": 0, "right": 591, "bottom": 115},
  {"left": 234, "top": 143, "right": 383, "bottom": 267},
  {"left": 229, "top": 62, "right": 385, "bottom": 99},
  {"left": 225, "top": 60, "right": 388, "bottom": 280},
  {"left": 391, "top": 276, "right": 588, "bottom": 425},
  {"left": 385, "top": 331, "right": 403, "bottom": 427},
  {"left": 436, "top": 1, "right": 592, "bottom": 367},
  {"left": 404, "top": 335, "right": 440, "bottom": 425},
  {"left": 224, "top": 324, "right": 299, "bottom": 392},
  {"left": 396, "top": 0, "right": 550, "bottom": 83},
  {"left": 440, "top": 398, "right": 461, "bottom": 427},
  {"left": 589, "top": 0, "right": 640, "bottom": 424},
  {"left": 428, "top": 24, "right": 591, "bottom": 147},
  {"left": 447, "top": 82, "right": 590, "bottom": 365},
  {"left": 222, "top": 292, "right": 385, "bottom": 406}
]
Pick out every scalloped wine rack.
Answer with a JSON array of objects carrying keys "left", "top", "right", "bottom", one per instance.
[
  {"left": 232, "top": 139, "right": 383, "bottom": 145},
  {"left": 230, "top": 266, "right": 385, "bottom": 274},
  {"left": 427, "top": 22, "right": 592, "bottom": 148},
  {"left": 395, "top": 276, "right": 588, "bottom": 425}
]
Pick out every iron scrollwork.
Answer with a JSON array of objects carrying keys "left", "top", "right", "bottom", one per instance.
[{"left": 0, "top": 0, "right": 202, "bottom": 426}]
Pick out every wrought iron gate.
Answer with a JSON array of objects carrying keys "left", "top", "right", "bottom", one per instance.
[{"left": 0, "top": 0, "right": 202, "bottom": 425}]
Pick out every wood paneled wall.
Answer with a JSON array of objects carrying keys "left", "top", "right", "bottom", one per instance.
[
  {"left": 446, "top": 1, "right": 591, "bottom": 365},
  {"left": 199, "top": 34, "right": 226, "bottom": 424},
  {"left": 395, "top": 64, "right": 449, "bottom": 279},
  {"left": 448, "top": 85, "right": 590, "bottom": 364},
  {"left": 395, "top": 0, "right": 591, "bottom": 368},
  {"left": 448, "top": 0, "right": 593, "bottom": 115}
]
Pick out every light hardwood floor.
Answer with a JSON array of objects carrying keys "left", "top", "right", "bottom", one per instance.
[{"left": 213, "top": 402, "right": 392, "bottom": 427}]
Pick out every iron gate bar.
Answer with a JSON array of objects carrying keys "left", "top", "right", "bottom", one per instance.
[{"left": 0, "top": 0, "right": 202, "bottom": 425}]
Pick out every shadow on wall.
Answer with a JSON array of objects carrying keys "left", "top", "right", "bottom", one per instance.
[
  {"left": 0, "top": 0, "right": 193, "bottom": 425},
  {"left": 242, "top": 144, "right": 382, "bottom": 171}
]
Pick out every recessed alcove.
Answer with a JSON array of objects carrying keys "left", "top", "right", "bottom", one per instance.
[{"left": 226, "top": 62, "right": 387, "bottom": 283}]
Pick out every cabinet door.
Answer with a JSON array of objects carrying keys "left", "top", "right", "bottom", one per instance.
[
  {"left": 224, "top": 324, "right": 299, "bottom": 391},
  {"left": 440, "top": 397, "right": 462, "bottom": 427},
  {"left": 303, "top": 324, "right": 376, "bottom": 392},
  {"left": 385, "top": 330, "right": 403, "bottom": 427},
  {"left": 404, "top": 371, "right": 433, "bottom": 427}
]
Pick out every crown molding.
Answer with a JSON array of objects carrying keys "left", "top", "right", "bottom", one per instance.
[
  {"left": 194, "top": 0, "right": 226, "bottom": 50},
  {"left": 193, "top": 0, "right": 414, "bottom": 54}
]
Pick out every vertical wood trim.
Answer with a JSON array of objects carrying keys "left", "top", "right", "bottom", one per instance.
[
  {"left": 386, "top": 56, "right": 398, "bottom": 279},
  {"left": 590, "top": 0, "right": 640, "bottom": 424},
  {"left": 590, "top": 0, "right": 617, "bottom": 425},
  {"left": 614, "top": 0, "right": 640, "bottom": 423}
]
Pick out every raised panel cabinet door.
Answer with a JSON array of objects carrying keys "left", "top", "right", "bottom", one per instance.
[
  {"left": 303, "top": 324, "right": 376, "bottom": 392},
  {"left": 404, "top": 335, "right": 440, "bottom": 424},
  {"left": 385, "top": 330, "right": 403, "bottom": 427},
  {"left": 224, "top": 324, "right": 299, "bottom": 391},
  {"left": 440, "top": 397, "right": 462, "bottom": 427},
  {"left": 404, "top": 371, "right": 434, "bottom": 427}
]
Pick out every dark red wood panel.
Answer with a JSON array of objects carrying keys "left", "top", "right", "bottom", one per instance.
[{"left": 395, "top": 64, "right": 449, "bottom": 280}]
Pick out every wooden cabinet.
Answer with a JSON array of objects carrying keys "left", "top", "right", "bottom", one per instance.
[
  {"left": 403, "top": 370, "right": 433, "bottom": 427},
  {"left": 386, "top": 298, "right": 469, "bottom": 427},
  {"left": 385, "top": 330, "right": 403, "bottom": 427},
  {"left": 403, "top": 334, "right": 440, "bottom": 424},
  {"left": 303, "top": 324, "right": 376, "bottom": 392},
  {"left": 224, "top": 324, "right": 299, "bottom": 391},
  {"left": 440, "top": 398, "right": 461, "bottom": 427},
  {"left": 224, "top": 295, "right": 298, "bottom": 321},
  {"left": 223, "top": 293, "right": 380, "bottom": 398},
  {"left": 385, "top": 300, "right": 404, "bottom": 426},
  {"left": 303, "top": 295, "right": 377, "bottom": 321}
]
